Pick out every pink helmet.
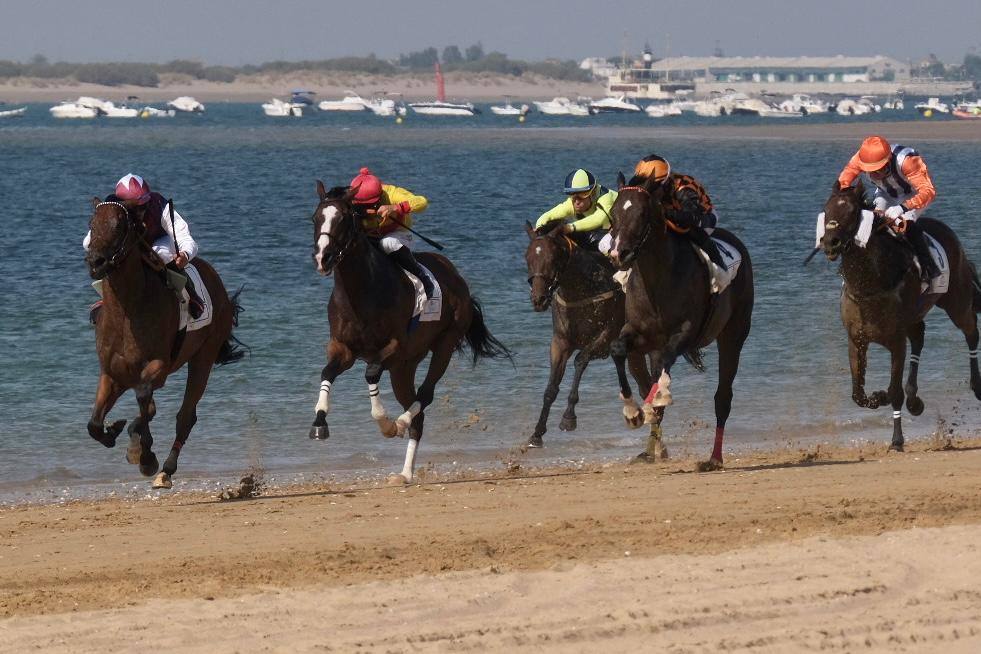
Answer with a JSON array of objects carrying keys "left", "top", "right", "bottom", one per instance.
[
  {"left": 349, "top": 167, "right": 382, "bottom": 205},
  {"left": 115, "top": 174, "right": 151, "bottom": 205}
]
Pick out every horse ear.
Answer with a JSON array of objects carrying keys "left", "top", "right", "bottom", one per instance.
[
  {"left": 91, "top": 196, "right": 102, "bottom": 209},
  {"left": 854, "top": 179, "right": 865, "bottom": 199},
  {"left": 344, "top": 184, "right": 359, "bottom": 202},
  {"left": 616, "top": 171, "right": 626, "bottom": 189},
  {"left": 316, "top": 180, "right": 327, "bottom": 200},
  {"left": 525, "top": 220, "right": 536, "bottom": 240}
]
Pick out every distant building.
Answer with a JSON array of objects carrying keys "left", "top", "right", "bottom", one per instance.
[{"left": 579, "top": 57, "right": 616, "bottom": 80}]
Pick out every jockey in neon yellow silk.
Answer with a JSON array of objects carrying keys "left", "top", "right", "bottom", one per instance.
[{"left": 535, "top": 169, "right": 617, "bottom": 250}]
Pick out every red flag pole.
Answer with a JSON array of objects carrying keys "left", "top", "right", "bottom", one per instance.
[{"left": 435, "top": 62, "right": 446, "bottom": 102}]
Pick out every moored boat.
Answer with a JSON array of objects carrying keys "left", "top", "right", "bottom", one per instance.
[
  {"left": 262, "top": 98, "right": 304, "bottom": 117},
  {"left": 408, "top": 63, "right": 479, "bottom": 116},
  {"left": 0, "top": 106, "right": 27, "bottom": 118},
  {"left": 167, "top": 96, "right": 205, "bottom": 113},
  {"left": 318, "top": 91, "right": 370, "bottom": 112}
]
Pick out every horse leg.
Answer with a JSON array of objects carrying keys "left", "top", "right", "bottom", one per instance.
[
  {"left": 961, "top": 316, "right": 981, "bottom": 401},
  {"left": 529, "top": 337, "right": 572, "bottom": 448},
  {"left": 848, "top": 337, "right": 876, "bottom": 408},
  {"left": 699, "top": 318, "right": 749, "bottom": 472},
  {"left": 155, "top": 350, "right": 216, "bottom": 489},
  {"left": 886, "top": 339, "right": 907, "bottom": 452},
  {"left": 559, "top": 349, "right": 591, "bottom": 433},
  {"left": 126, "top": 384, "right": 159, "bottom": 478},
  {"left": 87, "top": 374, "right": 127, "bottom": 447},
  {"left": 612, "top": 332, "right": 643, "bottom": 429},
  {"left": 626, "top": 353, "right": 667, "bottom": 461},
  {"left": 365, "top": 362, "right": 399, "bottom": 438},
  {"left": 905, "top": 321, "right": 926, "bottom": 416},
  {"left": 387, "top": 364, "right": 420, "bottom": 486},
  {"left": 309, "top": 340, "right": 355, "bottom": 440}
]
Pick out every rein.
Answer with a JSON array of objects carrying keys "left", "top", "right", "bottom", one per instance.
[
  {"left": 316, "top": 202, "right": 360, "bottom": 272},
  {"left": 92, "top": 202, "right": 142, "bottom": 278},
  {"left": 527, "top": 233, "right": 576, "bottom": 301},
  {"left": 616, "top": 186, "right": 656, "bottom": 255}
]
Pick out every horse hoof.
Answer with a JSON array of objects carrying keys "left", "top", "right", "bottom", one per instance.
[
  {"left": 526, "top": 435, "right": 544, "bottom": 449},
  {"left": 653, "top": 443, "right": 669, "bottom": 461},
  {"left": 559, "top": 416, "right": 577, "bottom": 431},
  {"left": 126, "top": 442, "right": 142, "bottom": 465},
  {"left": 378, "top": 419, "right": 399, "bottom": 438},
  {"left": 697, "top": 458, "right": 724, "bottom": 472},
  {"left": 386, "top": 473, "right": 409, "bottom": 486},
  {"left": 631, "top": 452, "right": 655, "bottom": 464},
  {"left": 309, "top": 425, "right": 329, "bottom": 440},
  {"left": 152, "top": 472, "right": 172, "bottom": 489},
  {"left": 623, "top": 412, "right": 644, "bottom": 430},
  {"left": 139, "top": 454, "right": 160, "bottom": 477},
  {"left": 888, "top": 443, "right": 905, "bottom": 453},
  {"left": 906, "top": 396, "right": 924, "bottom": 416}
]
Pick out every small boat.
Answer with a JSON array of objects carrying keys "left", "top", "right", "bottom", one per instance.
[
  {"left": 882, "top": 97, "right": 905, "bottom": 110},
  {"left": 409, "top": 63, "right": 480, "bottom": 116},
  {"left": 835, "top": 97, "right": 879, "bottom": 116},
  {"left": 533, "top": 96, "right": 589, "bottom": 116},
  {"left": 0, "top": 106, "right": 27, "bottom": 118},
  {"left": 365, "top": 92, "right": 407, "bottom": 117},
  {"left": 953, "top": 108, "right": 981, "bottom": 119},
  {"left": 50, "top": 100, "right": 100, "bottom": 118},
  {"left": 167, "top": 96, "right": 205, "bottom": 113},
  {"left": 777, "top": 93, "right": 830, "bottom": 115},
  {"left": 262, "top": 98, "right": 304, "bottom": 117},
  {"left": 589, "top": 95, "right": 642, "bottom": 114},
  {"left": 490, "top": 96, "right": 529, "bottom": 116},
  {"left": 914, "top": 97, "right": 949, "bottom": 114},
  {"left": 138, "top": 106, "right": 176, "bottom": 118},
  {"left": 644, "top": 103, "right": 682, "bottom": 118},
  {"left": 318, "top": 91, "right": 370, "bottom": 112}
]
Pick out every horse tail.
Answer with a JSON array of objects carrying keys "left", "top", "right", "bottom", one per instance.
[
  {"left": 460, "top": 296, "right": 514, "bottom": 367},
  {"left": 682, "top": 349, "right": 706, "bottom": 373},
  {"left": 970, "top": 261, "right": 981, "bottom": 313},
  {"left": 215, "top": 287, "right": 249, "bottom": 366}
]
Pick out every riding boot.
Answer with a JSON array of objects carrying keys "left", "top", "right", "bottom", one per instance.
[
  {"left": 389, "top": 247, "right": 435, "bottom": 299},
  {"left": 906, "top": 222, "right": 940, "bottom": 282},
  {"left": 689, "top": 226, "right": 727, "bottom": 269},
  {"left": 166, "top": 262, "right": 204, "bottom": 319},
  {"left": 570, "top": 230, "right": 604, "bottom": 252}
]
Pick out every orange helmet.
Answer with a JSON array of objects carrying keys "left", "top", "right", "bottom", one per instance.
[
  {"left": 634, "top": 154, "right": 671, "bottom": 182},
  {"left": 856, "top": 136, "right": 892, "bottom": 172}
]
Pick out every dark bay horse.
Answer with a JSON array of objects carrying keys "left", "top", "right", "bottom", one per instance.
[
  {"left": 607, "top": 171, "right": 754, "bottom": 470},
  {"left": 524, "top": 222, "right": 657, "bottom": 450},
  {"left": 819, "top": 181, "right": 981, "bottom": 450},
  {"left": 84, "top": 198, "right": 244, "bottom": 489},
  {"left": 310, "top": 183, "right": 511, "bottom": 484}
]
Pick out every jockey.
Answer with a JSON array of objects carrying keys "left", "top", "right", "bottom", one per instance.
[
  {"left": 350, "top": 167, "right": 434, "bottom": 299},
  {"left": 838, "top": 135, "right": 940, "bottom": 281},
  {"left": 535, "top": 169, "right": 617, "bottom": 250},
  {"left": 83, "top": 174, "right": 203, "bottom": 318},
  {"left": 606, "top": 154, "right": 727, "bottom": 269}
]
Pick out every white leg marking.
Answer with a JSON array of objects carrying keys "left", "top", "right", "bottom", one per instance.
[
  {"left": 316, "top": 380, "right": 332, "bottom": 415},
  {"left": 893, "top": 410, "right": 902, "bottom": 420},
  {"left": 395, "top": 401, "right": 421, "bottom": 437},
  {"left": 369, "top": 383, "right": 399, "bottom": 438},
  {"left": 621, "top": 392, "right": 641, "bottom": 421},
  {"left": 399, "top": 438, "right": 419, "bottom": 482}
]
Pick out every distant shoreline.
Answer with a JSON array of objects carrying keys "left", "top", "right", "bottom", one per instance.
[{"left": 0, "top": 71, "right": 606, "bottom": 104}]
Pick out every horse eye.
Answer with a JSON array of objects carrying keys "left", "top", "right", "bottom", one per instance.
[{"left": 527, "top": 279, "right": 533, "bottom": 287}]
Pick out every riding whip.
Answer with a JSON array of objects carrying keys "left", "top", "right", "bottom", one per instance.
[
  {"left": 803, "top": 246, "right": 821, "bottom": 266},
  {"left": 371, "top": 209, "right": 445, "bottom": 251}
]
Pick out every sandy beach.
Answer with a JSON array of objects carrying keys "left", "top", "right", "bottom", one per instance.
[{"left": 2, "top": 437, "right": 981, "bottom": 652}]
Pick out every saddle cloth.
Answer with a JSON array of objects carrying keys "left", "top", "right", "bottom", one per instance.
[
  {"left": 815, "top": 210, "right": 950, "bottom": 296},
  {"left": 178, "top": 264, "right": 214, "bottom": 332},
  {"left": 403, "top": 264, "right": 442, "bottom": 322},
  {"left": 693, "top": 238, "right": 743, "bottom": 294}
]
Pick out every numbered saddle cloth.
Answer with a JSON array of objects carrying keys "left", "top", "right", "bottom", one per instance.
[
  {"left": 176, "top": 264, "right": 214, "bottom": 332},
  {"left": 693, "top": 238, "right": 743, "bottom": 294},
  {"left": 403, "top": 264, "right": 442, "bottom": 322}
]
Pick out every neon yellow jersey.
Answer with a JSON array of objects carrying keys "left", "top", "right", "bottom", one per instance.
[{"left": 535, "top": 187, "right": 617, "bottom": 233}]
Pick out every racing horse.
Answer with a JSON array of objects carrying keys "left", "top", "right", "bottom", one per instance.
[
  {"left": 309, "top": 183, "right": 511, "bottom": 484},
  {"left": 819, "top": 181, "right": 981, "bottom": 450},
  {"left": 606, "top": 169, "right": 754, "bottom": 470},
  {"left": 524, "top": 222, "right": 656, "bottom": 450},
  {"left": 84, "top": 197, "right": 245, "bottom": 489}
]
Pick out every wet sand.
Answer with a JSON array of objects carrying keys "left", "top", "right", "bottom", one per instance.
[{"left": 2, "top": 437, "right": 981, "bottom": 651}]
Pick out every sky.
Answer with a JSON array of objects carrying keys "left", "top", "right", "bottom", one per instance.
[{"left": 1, "top": 0, "right": 979, "bottom": 65}]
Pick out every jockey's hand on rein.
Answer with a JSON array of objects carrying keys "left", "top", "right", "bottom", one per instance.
[{"left": 174, "top": 252, "right": 189, "bottom": 268}]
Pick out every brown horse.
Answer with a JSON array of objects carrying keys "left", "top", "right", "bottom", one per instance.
[
  {"left": 607, "top": 170, "right": 755, "bottom": 470},
  {"left": 309, "top": 183, "right": 511, "bottom": 484},
  {"left": 523, "top": 222, "right": 656, "bottom": 449},
  {"left": 819, "top": 181, "right": 981, "bottom": 450},
  {"left": 84, "top": 198, "right": 244, "bottom": 489}
]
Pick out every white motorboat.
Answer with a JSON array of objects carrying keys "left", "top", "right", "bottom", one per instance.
[
  {"left": 366, "top": 93, "right": 407, "bottom": 117},
  {"left": 167, "top": 96, "right": 205, "bottom": 113},
  {"left": 138, "top": 106, "right": 176, "bottom": 118},
  {"left": 914, "top": 97, "right": 950, "bottom": 114},
  {"left": 778, "top": 94, "right": 829, "bottom": 115},
  {"left": 408, "top": 63, "right": 480, "bottom": 116},
  {"left": 50, "top": 101, "right": 99, "bottom": 118},
  {"left": 835, "top": 97, "right": 879, "bottom": 116},
  {"left": 589, "top": 95, "right": 642, "bottom": 114},
  {"left": 533, "top": 96, "right": 589, "bottom": 116},
  {"left": 0, "top": 106, "right": 27, "bottom": 118},
  {"left": 882, "top": 97, "right": 905, "bottom": 110},
  {"left": 490, "top": 96, "right": 529, "bottom": 116},
  {"left": 101, "top": 102, "right": 139, "bottom": 118},
  {"left": 262, "top": 98, "right": 304, "bottom": 117},
  {"left": 644, "top": 103, "right": 682, "bottom": 118},
  {"left": 318, "top": 91, "right": 370, "bottom": 112}
]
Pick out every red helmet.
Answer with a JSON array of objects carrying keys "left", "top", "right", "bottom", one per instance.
[
  {"left": 350, "top": 167, "right": 383, "bottom": 205},
  {"left": 115, "top": 174, "right": 151, "bottom": 204}
]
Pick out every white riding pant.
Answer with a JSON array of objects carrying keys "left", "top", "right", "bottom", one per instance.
[{"left": 378, "top": 229, "right": 414, "bottom": 254}]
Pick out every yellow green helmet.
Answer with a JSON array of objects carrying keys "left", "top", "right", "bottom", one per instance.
[{"left": 564, "top": 168, "right": 597, "bottom": 194}]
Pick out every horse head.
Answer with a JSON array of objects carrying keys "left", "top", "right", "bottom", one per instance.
[
  {"left": 821, "top": 180, "right": 867, "bottom": 261},
  {"left": 85, "top": 196, "right": 143, "bottom": 280},
  {"left": 312, "top": 180, "right": 361, "bottom": 276},
  {"left": 608, "top": 169, "right": 668, "bottom": 270},
  {"left": 524, "top": 221, "right": 574, "bottom": 311}
]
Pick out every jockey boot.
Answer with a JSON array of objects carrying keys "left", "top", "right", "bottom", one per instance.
[
  {"left": 689, "top": 226, "right": 727, "bottom": 269},
  {"left": 166, "top": 262, "right": 204, "bottom": 319},
  {"left": 906, "top": 222, "right": 940, "bottom": 282},
  {"left": 570, "top": 230, "right": 605, "bottom": 252},
  {"left": 390, "top": 247, "right": 435, "bottom": 299}
]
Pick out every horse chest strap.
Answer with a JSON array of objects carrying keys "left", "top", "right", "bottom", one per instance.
[{"left": 554, "top": 289, "right": 620, "bottom": 308}]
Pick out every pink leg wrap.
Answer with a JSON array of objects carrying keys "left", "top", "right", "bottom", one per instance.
[
  {"left": 711, "top": 426, "right": 724, "bottom": 461},
  {"left": 644, "top": 383, "right": 659, "bottom": 404}
]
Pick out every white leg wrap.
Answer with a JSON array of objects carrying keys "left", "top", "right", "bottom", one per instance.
[
  {"left": 368, "top": 383, "right": 387, "bottom": 421},
  {"left": 400, "top": 438, "right": 418, "bottom": 482},
  {"left": 316, "top": 380, "right": 332, "bottom": 414},
  {"left": 395, "top": 401, "right": 421, "bottom": 437},
  {"left": 650, "top": 370, "right": 673, "bottom": 407},
  {"left": 909, "top": 354, "right": 921, "bottom": 365},
  {"left": 970, "top": 350, "right": 979, "bottom": 361},
  {"left": 893, "top": 410, "right": 902, "bottom": 420}
]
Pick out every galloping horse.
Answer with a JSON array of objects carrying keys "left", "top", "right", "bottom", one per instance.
[
  {"left": 819, "top": 181, "right": 981, "bottom": 450},
  {"left": 606, "top": 170, "right": 754, "bottom": 470},
  {"left": 309, "top": 183, "right": 511, "bottom": 484},
  {"left": 523, "top": 222, "right": 653, "bottom": 449},
  {"left": 84, "top": 198, "right": 244, "bottom": 489}
]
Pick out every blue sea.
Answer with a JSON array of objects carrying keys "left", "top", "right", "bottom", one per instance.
[{"left": 1, "top": 101, "right": 979, "bottom": 502}]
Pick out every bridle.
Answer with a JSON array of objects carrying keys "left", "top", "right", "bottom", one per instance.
[
  {"left": 614, "top": 185, "right": 656, "bottom": 256},
  {"left": 527, "top": 233, "right": 575, "bottom": 303},
  {"left": 89, "top": 202, "right": 143, "bottom": 279},
  {"left": 315, "top": 201, "right": 359, "bottom": 272}
]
